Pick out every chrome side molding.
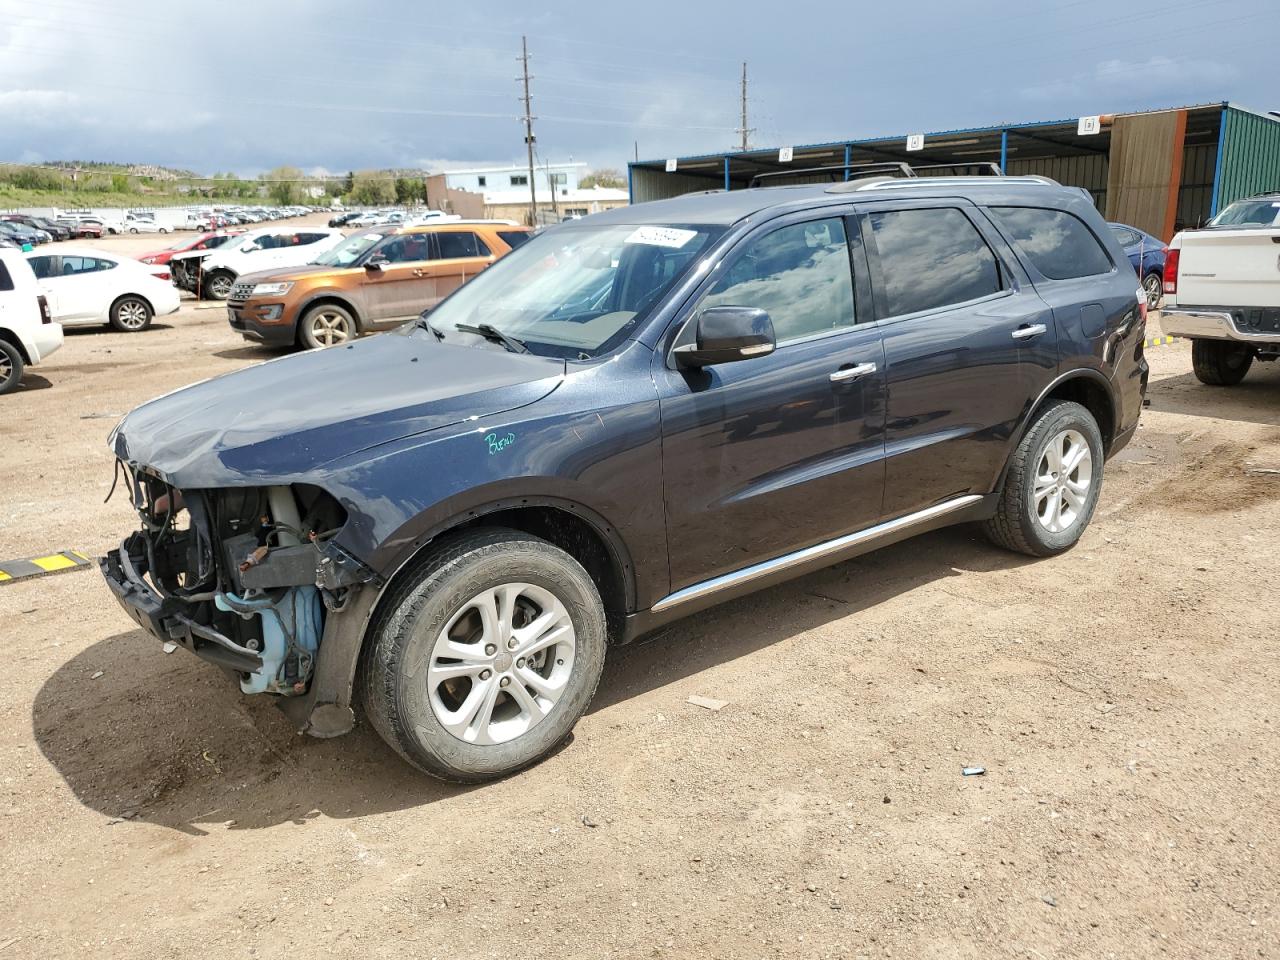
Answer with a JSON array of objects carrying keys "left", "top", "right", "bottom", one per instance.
[{"left": 650, "top": 494, "right": 984, "bottom": 613}]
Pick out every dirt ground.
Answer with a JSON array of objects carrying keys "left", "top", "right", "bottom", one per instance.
[{"left": 1, "top": 240, "right": 1278, "bottom": 959}]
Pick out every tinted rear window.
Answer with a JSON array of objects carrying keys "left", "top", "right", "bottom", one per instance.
[
  {"left": 0, "top": 261, "right": 12, "bottom": 292},
  {"left": 867, "top": 207, "right": 1002, "bottom": 317},
  {"left": 498, "top": 230, "right": 531, "bottom": 249},
  {"left": 989, "top": 207, "right": 1112, "bottom": 280}
]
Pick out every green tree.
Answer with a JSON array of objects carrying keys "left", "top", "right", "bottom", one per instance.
[
  {"left": 578, "top": 168, "right": 625, "bottom": 190},
  {"left": 394, "top": 177, "right": 425, "bottom": 205},
  {"left": 263, "top": 165, "right": 304, "bottom": 205},
  {"left": 349, "top": 170, "right": 395, "bottom": 206}
]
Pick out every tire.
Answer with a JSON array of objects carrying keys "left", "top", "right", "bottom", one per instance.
[
  {"left": 204, "top": 270, "right": 235, "bottom": 301},
  {"left": 0, "top": 340, "right": 24, "bottom": 395},
  {"left": 159, "top": 227, "right": 169, "bottom": 234},
  {"left": 299, "top": 303, "right": 356, "bottom": 348},
  {"left": 128, "top": 227, "right": 139, "bottom": 234},
  {"left": 1191, "top": 339, "right": 1252, "bottom": 386},
  {"left": 109, "top": 296, "right": 152, "bottom": 332},
  {"left": 984, "top": 399, "right": 1104, "bottom": 557},
  {"left": 361, "top": 528, "right": 607, "bottom": 782},
  {"left": 1142, "top": 272, "right": 1162, "bottom": 311}
]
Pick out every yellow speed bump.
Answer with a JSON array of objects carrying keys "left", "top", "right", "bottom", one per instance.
[
  {"left": 1144, "top": 335, "right": 1179, "bottom": 349},
  {"left": 0, "top": 550, "right": 92, "bottom": 584}
]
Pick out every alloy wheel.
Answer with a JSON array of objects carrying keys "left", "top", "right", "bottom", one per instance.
[
  {"left": 309, "top": 311, "right": 351, "bottom": 346},
  {"left": 427, "top": 583, "right": 576, "bottom": 745},
  {"left": 0, "top": 351, "right": 13, "bottom": 389},
  {"left": 116, "top": 300, "right": 148, "bottom": 330},
  {"left": 208, "top": 275, "right": 233, "bottom": 299},
  {"left": 1033, "top": 429, "right": 1093, "bottom": 534},
  {"left": 1143, "top": 274, "right": 1162, "bottom": 311}
]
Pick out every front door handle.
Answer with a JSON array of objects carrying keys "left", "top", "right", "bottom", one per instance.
[
  {"left": 1012, "top": 323, "right": 1047, "bottom": 340},
  {"left": 830, "top": 362, "right": 877, "bottom": 383},
  {"left": 412, "top": 269, "right": 426, "bottom": 277}
]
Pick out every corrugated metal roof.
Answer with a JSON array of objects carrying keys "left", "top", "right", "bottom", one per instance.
[{"left": 635, "top": 102, "right": 1233, "bottom": 168}]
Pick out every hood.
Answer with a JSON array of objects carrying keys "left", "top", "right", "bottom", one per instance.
[
  {"left": 169, "top": 248, "right": 213, "bottom": 264},
  {"left": 112, "top": 332, "right": 566, "bottom": 487}
]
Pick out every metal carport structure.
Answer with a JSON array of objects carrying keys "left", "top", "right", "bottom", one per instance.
[{"left": 628, "top": 103, "right": 1280, "bottom": 242}]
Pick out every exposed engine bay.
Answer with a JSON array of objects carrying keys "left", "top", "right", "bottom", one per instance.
[{"left": 100, "top": 465, "right": 353, "bottom": 697}]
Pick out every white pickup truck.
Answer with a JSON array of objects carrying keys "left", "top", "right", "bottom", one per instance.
[{"left": 1162, "top": 193, "right": 1280, "bottom": 385}]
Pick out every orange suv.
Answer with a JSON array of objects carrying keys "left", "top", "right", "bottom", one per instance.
[{"left": 226, "top": 221, "right": 532, "bottom": 348}]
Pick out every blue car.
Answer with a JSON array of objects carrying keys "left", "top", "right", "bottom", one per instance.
[
  {"left": 102, "top": 174, "right": 1149, "bottom": 781},
  {"left": 1108, "top": 222, "right": 1167, "bottom": 309}
]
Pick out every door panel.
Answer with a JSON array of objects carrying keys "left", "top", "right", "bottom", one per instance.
[
  {"left": 657, "top": 213, "right": 887, "bottom": 590},
  {"left": 360, "top": 263, "right": 436, "bottom": 325},
  {"left": 861, "top": 203, "right": 1058, "bottom": 517}
]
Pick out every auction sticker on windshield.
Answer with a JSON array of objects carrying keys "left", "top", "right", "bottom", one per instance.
[{"left": 624, "top": 226, "right": 698, "bottom": 249}]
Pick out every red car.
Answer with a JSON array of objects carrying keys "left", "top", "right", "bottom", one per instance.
[{"left": 137, "top": 230, "right": 245, "bottom": 266}]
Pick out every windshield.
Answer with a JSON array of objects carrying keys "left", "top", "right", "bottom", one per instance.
[
  {"left": 1208, "top": 199, "right": 1280, "bottom": 228},
  {"left": 310, "top": 232, "right": 384, "bottom": 267},
  {"left": 426, "top": 222, "right": 723, "bottom": 357}
]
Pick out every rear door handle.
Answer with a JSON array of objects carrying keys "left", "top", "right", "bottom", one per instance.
[
  {"left": 412, "top": 269, "right": 425, "bottom": 277},
  {"left": 1011, "top": 323, "right": 1047, "bottom": 340},
  {"left": 829, "top": 362, "right": 877, "bottom": 383}
]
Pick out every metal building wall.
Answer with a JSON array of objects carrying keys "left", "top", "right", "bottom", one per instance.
[
  {"left": 1216, "top": 107, "right": 1280, "bottom": 211},
  {"left": 631, "top": 167, "right": 719, "bottom": 204},
  {"left": 1006, "top": 154, "right": 1109, "bottom": 209},
  {"left": 1177, "top": 142, "right": 1217, "bottom": 230}
]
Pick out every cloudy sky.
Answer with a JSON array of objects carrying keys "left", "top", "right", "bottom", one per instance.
[{"left": 1, "top": 0, "right": 1276, "bottom": 176}]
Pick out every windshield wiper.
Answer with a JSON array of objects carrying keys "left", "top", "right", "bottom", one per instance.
[
  {"left": 415, "top": 315, "right": 445, "bottom": 341},
  {"left": 454, "top": 322, "right": 529, "bottom": 354}
]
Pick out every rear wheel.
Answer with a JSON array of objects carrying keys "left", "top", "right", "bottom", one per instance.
[
  {"left": 299, "top": 303, "right": 356, "bottom": 348},
  {"left": 0, "top": 340, "right": 24, "bottom": 395},
  {"left": 109, "top": 296, "right": 152, "bottom": 332},
  {"left": 1191, "top": 339, "right": 1252, "bottom": 386},
  {"left": 984, "top": 399, "right": 1104, "bottom": 557},
  {"left": 204, "top": 270, "right": 235, "bottom": 301},
  {"left": 1142, "top": 272, "right": 1162, "bottom": 311},
  {"left": 361, "top": 529, "right": 607, "bottom": 782}
]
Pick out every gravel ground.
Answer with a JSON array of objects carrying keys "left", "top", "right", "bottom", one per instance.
[{"left": 0, "top": 249, "right": 1277, "bottom": 959}]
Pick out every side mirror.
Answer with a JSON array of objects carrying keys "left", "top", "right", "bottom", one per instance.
[
  {"left": 365, "top": 257, "right": 388, "bottom": 271},
  {"left": 673, "top": 305, "right": 776, "bottom": 368}
]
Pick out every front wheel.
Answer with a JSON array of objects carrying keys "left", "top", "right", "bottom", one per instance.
[
  {"left": 204, "top": 270, "right": 235, "bottom": 301},
  {"left": 128, "top": 227, "right": 139, "bottom": 234},
  {"left": 1191, "top": 339, "right": 1252, "bottom": 386},
  {"left": 361, "top": 529, "right": 607, "bottom": 782},
  {"left": 299, "top": 303, "right": 356, "bottom": 348},
  {"left": 984, "top": 399, "right": 1104, "bottom": 557},
  {"left": 0, "top": 340, "right": 25, "bottom": 395}
]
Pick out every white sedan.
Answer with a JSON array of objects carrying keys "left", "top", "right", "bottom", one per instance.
[
  {"left": 123, "top": 214, "right": 168, "bottom": 234},
  {"left": 26, "top": 247, "right": 181, "bottom": 332}
]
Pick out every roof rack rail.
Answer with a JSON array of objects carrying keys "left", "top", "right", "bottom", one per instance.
[
  {"left": 749, "top": 161, "right": 912, "bottom": 188},
  {"left": 827, "top": 173, "right": 1060, "bottom": 194}
]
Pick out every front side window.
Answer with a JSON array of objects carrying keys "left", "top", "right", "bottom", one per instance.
[
  {"left": 376, "top": 233, "right": 432, "bottom": 263},
  {"left": 988, "top": 207, "right": 1112, "bottom": 280},
  {"left": 426, "top": 222, "right": 722, "bottom": 357},
  {"left": 868, "top": 207, "right": 1002, "bottom": 317},
  {"left": 701, "top": 217, "right": 856, "bottom": 342},
  {"left": 28, "top": 256, "right": 56, "bottom": 280},
  {"left": 60, "top": 256, "right": 114, "bottom": 275}
]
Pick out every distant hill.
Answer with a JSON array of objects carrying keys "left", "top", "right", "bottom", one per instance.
[{"left": 43, "top": 161, "right": 200, "bottom": 180}]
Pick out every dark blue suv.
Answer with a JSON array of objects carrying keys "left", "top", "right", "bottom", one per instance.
[{"left": 101, "top": 174, "right": 1149, "bottom": 781}]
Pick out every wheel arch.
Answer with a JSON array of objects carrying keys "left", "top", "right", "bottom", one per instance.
[
  {"left": 296, "top": 292, "right": 363, "bottom": 335},
  {"left": 0, "top": 327, "right": 32, "bottom": 364},
  {"left": 374, "top": 496, "right": 637, "bottom": 629},
  {"left": 998, "top": 369, "right": 1117, "bottom": 489}
]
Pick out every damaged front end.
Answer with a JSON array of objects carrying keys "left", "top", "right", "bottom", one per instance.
[{"left": 100, "top": 466, "right": 371, "bottom": 704}]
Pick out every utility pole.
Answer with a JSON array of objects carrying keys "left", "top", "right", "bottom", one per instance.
[
  {"left": 736, "top": 61, "right": 755, "bottom": 153},
  {"left": 519, "top": 36, "right": 538, "bottom": 226}
]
